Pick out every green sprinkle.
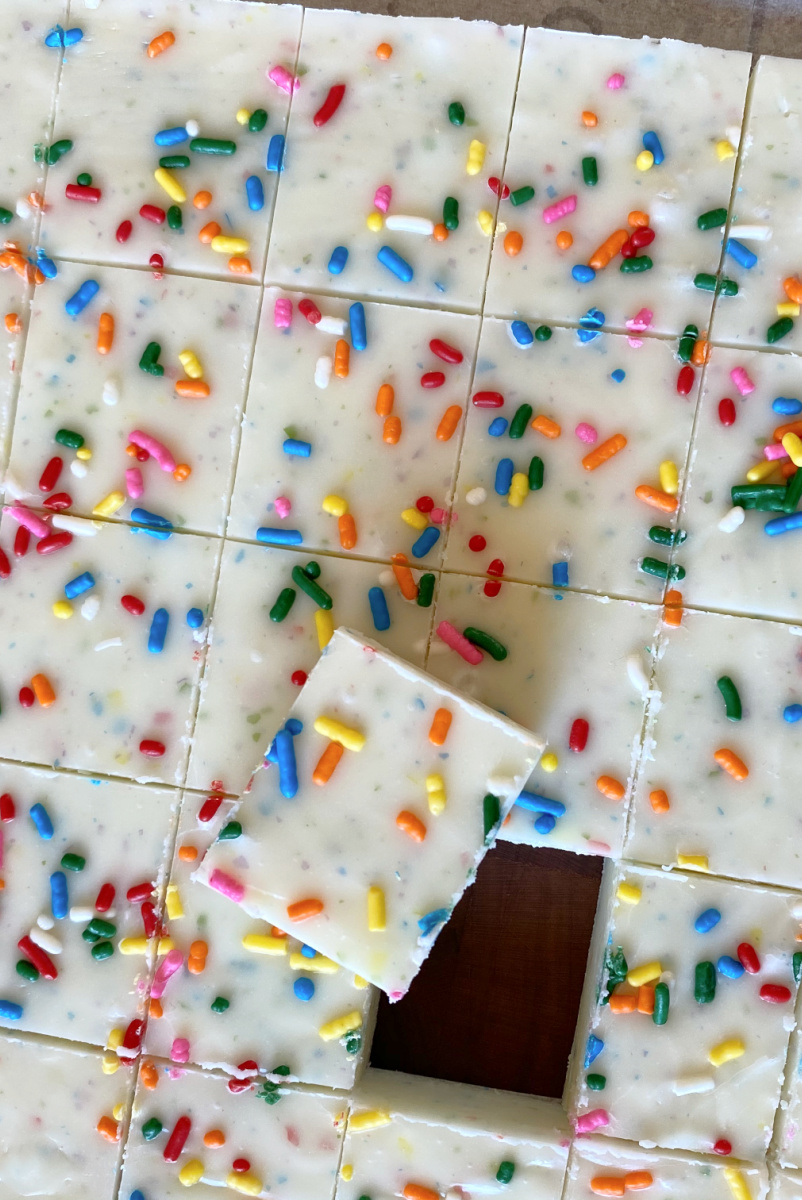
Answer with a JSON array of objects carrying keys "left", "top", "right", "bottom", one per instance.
[
  {"left": 248, "top": 109, "right": 268, "bottom": 132},
  {"left": 784, "top": 468, "right": 802, "bottom": 514},
  {"left": 61, "top": 851, "right": 86, "bottom": 871},
  {"left": 694, "top": 272, "right": 717, "bottom": 292},
  {"left": 717, "top": 675, "right": 742, "bottom": 721},
  {"left": 272, "top": 1065, "right": 291, "bottom": 1076},
  {"left": 639, "top": 557, "right": 685, "bottom": 581},
  {"left": 528, "top": 456, "right": 544, "bottom": 491},
  {"left": 443, "top": 196, "right": 459, "bottom": 231},
  {"left": 91, "top": 940, "right": 114, "bottom": 962},
  {"left": 416, "top": 573, "right": 435, "bottom": 608},
  {"left": 190, "top": 137, "right": 237, "bottom": 155},
  {"left": 0, "top": 207, "right": 13, "bottom": 224},
  {"left": 304, "top": 560, "right": 321, "bottom": 579},
  {"left": 211, "top": 996, "right": 230, "bottom": 1012},
  {"left": 482, "top": 793, "right": 500, "bottom": 839},
  {"left": 463, "top": 627, "right": 507, "bottom": 661},
  {"left": 86, "top": 917, "right": 116, "bottom": 938},
  {"left": 718, "top": 278, "right": 738, "bottom": 296},
  {"left": 602, "top": 946, "right": 628, "bottom": 1004},
  {"left": 47, "top": 138, "right": 74, "bottom": 165},
  {"left": 509, "top": 403, "right": 533, "bottom": 439},
  {"left": 648, "top": 526, "right": 686, "bottom": 548},
  {"left": 731, "top": 484, "right": 786, "bottom": 511},
  {"left": 76, "top": 172, "right": 92, "bottom": 186},
  {"left": 582, "top": 156, "right": 598, "bottom": 186},
  {"left": 620, "top": 255, "right": 653, "bottom": 273},
  {"left": 291, "top": 565, "right": 332, "bottom": 609},
  {"left": 270, "top": 587, "right": 296, "bottom": 623},
  {"left": 677, "top": 324, "right": 698, "bottom": 363},
  {"left": 653, "top": 981, "right": 670, "bottom": 1025},
  {"left": 768, "top": 316, "right": 794, "bottom": 344},
  {"left": 139, "top": 342, "right": 164, "bottom": 376},
  {"left": 167, "top": 205, "right": 182, "bottom": 230},
  {"left": 256, "top": 1080, "right": 282, "bottom": 1105},
  {"left": 82, "top": 928, "right": 101, "bottom": 943},
  {"left": 218, "top": 821, "right": 242, "bottom": 841},
  {"left": 55, "top": 428, "right": 84, "bottom": 449},
  {"left": 586, "top": 1073, "right": 606, "bottom": 1090},
  {"left": 496, "top": 1162, "right": 515, "bottom": 1185},
  {"left": 697, "top": 207, "right": 728, "bottom": 230},
  {"left": 509, "top": 185, "right": 535, "bottom": 206},
  {"left": 694, "top": 960, "right": 716, "bottom": 1004},
  {"left": 159, "top": 154, "right": 190, "bottom": 169},
  {"left": 448, "top": 101, "right": 465, "bottom": 126},
  {"left": 16, "top": 960, "right": 39, "bottom": 981},
  {"left": 343, "top": 1029, "right": 362, "bottom": 1055},
  {"left": 794, "top": 951, "right": 802, "bottom": 983},
  {"left": 142, "top": 1117, "right": 163, "bottom": 1140},
  {"left": 534, "top": 325, "right": 552, "bottom": 341}
]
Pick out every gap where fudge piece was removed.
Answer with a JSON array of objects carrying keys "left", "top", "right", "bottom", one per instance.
[
  {"left": 195, "top": 628, "right": 544, "bottom": 999},
  {"left": 485, "top": 29, "right": 750, "bottom": 336},
  {"left": 567, "top": 862, "right": 801, "bottom": 1161},
  {"left": 565, "top": 1137, "right": 768, "bottom": 1200},
  {"left": 266, "top": 10, "right": 522, "bottom": 310},
  {"left": 120, "top": 1055, "right": 346, "bottom": 1200},
  {"left": 143, "top": 789, "right": 378, "bottom": 1090},
  {"left": 338, "top": 1068, "right": 570, "bottom": 1200},
  {"left": 39, "top": 0, "right": 303, "bottom": 281}
]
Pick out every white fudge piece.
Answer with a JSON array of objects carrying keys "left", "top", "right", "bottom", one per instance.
[
  {"left": 39, "top": 0, "right": 303, "bottom": 281},
  {"left": 0, "top": 272, "right": 29, "bottom": 484},
  {"left": 0, "top": 1030, "right": 132, "bottom": 1200},
  {"left": 120, "top": 1057, "right": 346, "bottom": 1200},
  {"left": 228, "top": 288, "right": 478, "bottom": 566},
  {"left": 143, "top": 790, "right": 378, "bottom": 1089},
  {"left": 566, "top": 1136, "right": 768, "bottom": 1200},
  {"left": 0, "top": 761, "right": 177, "bottom": 1045},
  {"left": 266, "top": 10, "right": 522, "bottom": 310},
  {"left": 567, "top": 862, "right": 800, "bottom": 1160},
  {"left": 195, "top": 628, "right": 543, "bottom": 999},
  {"left": 484, "top": 30, "right": 750, "bottom": 335},
  {"left": 0, "top": 515, "right": 219, "bottom": 784},
  {"left": 712, "top": 57, "right": 802, "bottom": 350},
  {"left": 776, "top": 1026, "right": 802, "bottom": 1169},
  {"left": 338, "top": 1067, "right": 570, "bottom": 1200},
  {"left": 677, "top": 344, "right": 802, "bottom": 621},
  {"left": 187, "top": 542, "right": 436, "bottom": 794},
  {"left": 771, "top": 1170, "right": 802, "bottom": 1200},
  {"left": 427, "top": 573, "right": 661, "bottom": 858},
  {"left": 626, "top": 608, "right": 802, "bottom": 888},
  {"left": 7, "top": 261, "right": 259, "bottom": 536},
  {"left": 443, "top": 318, "right": 699, "bottom": 598}
]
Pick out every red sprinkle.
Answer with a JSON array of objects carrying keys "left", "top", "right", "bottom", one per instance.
[
  {"left": 760, "top": 983, "right": 792, "bottom": 1004},
  {"left": 42, "top": 492, "right": 72, "bottom": 511},
  {"left": 126, "top": 881, "right": 154, "bottom": 904},
  {"left": 290, "top": 670, "right": 307, "bottom": 687},
  {"left": 95, "top": 882, "right": 115, "bottom": 912},
  {"left": 487, "top": 558, "right": 504, "bottom": 577},
  {"left": 66, "top": 183, "right": 101, "bottom": 203},
  {"left": 620, "top": 238, "right": 637, "bottom": 259},
  {"left": 227, "top": 1060, "right": 258, "bottom": 1094},
  {"left": 116, "top": 219, "right": 133, "bottom": 243},
  {"left": 298, "top": 299, "right": 321, "bottom": 325},
  {"left": 0, "top": 793, "right": 15, "bottom": 821},
  {"left": 713, "top": 1140, "right": 732, "bottom": 1156},
  {"left": 39, "top": 456, "right": 63, "bottom": 492},
  {"left": 472, "top": 391, "right": 504, "bottom": 408},
  {"left": 163, "top": 1115, "right": 192, "bottom": 1162},
  {"left": 483, "top": 579, "right": 502, "bottom": 597},
  {"left": 18, "top": 687, "right": 34, "bottom": 708},
  {"left": 14, "top": 526, "right": 30, "bottom": 557},
  {"left": 140, "top": 900, "right": 158, "bottom": 939},
  {"left": 150, "top": 253, "right": 164, "bottom": 272},
  {"left": 18, "top": 935, "right": 58, "bottom": 979},
  {"left": 676, "top": 364, "right": 695, "bottom": 396},
  {"left": 232, "top": 1159, "right": 251, "bottom": 1173},
  {"left": 737, "top": 942, "right": 760, "bottom": 974},
  {"left": 0, "top": 547, "right": 10, "bottom": 579},
  {"left": 139, "top": 738, "right": 166, "bottom": 757},
  {"left": 140, "top": 203, "right": 166, "bottom": 224},
  {"left": 198, "top": 794, "right": 224, "bottom": 823},
  {"left": 488, "top": 176, "right": 510, "bottom": 199},
  {"left": 135, "top": 447, "right": 150, "bottom": 462},
  {"left": 569, "top": 718, "right": 589, "bottom": 752},
  {"left": 429, "top": 338, "right": 463, "bottom": 364},
  {"left": 631, "top": 226, "right": 655, "bottom": 249},
  {"left": 313, "top": 83, "right": 346, "bottom": 127},
  {"left": 122, "top": 1018, "right": 144, "bottom": 1051},
  {"left": 121, "top": 594, "right": 146, "bottom": 616},
  {"left": 416, "top": 496, "right": 434, "bottom": 513},
  {"left": 421, "top": 371, "right": 445, "bottom": 389},
  {"left": 468, "top": 535, "right": 487, "bottom": 552},
  {"left": 36, "top": 532, "right": 73, "bottom": 555},
  {"left": 718, "top": 397, "right": 736, "bottom": 426}
]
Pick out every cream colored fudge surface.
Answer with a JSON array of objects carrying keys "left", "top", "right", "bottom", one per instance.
[
  {"left": 195, "top": 629, "right": 543, "bottom": 999},
  {"left": 626, "top": 608, "right": 802, "bottom": 888},
  {"left": 484, "top": 30, "right": 751, "bottom": 336},
  {"left": 443, "top": 318, "right": 699, "bottom": 598},
  {"left": 7, "top": 261, "right": 259, "bottom": 537},
  {"left": 0, "top": 762, "right": 177, "bottom": 1045},
  {"left": 771, "top": 1170, "right": 802, "bottom": 1200},
  {"left": 0, "top": 1031, "right": 132, "bottom": 1200},
  {"left": 265, "top": 10, "right": 522, "bottom": 310},
  {"left": 143, "top": 790, "right": 378, "bottom": 1088},
  {"left": 120, "top": 1058, "right": 346, "bottom": 1200},
  {"left": 777, "top": 1025, "right": 802, "bottom": 1169},
  {"left": 39, "top": 0, "right": 302, "bottom": 281},
  {"left": 0, "top": 516, "right": 219, "bottom": 784},
  {"left": 0, "top": 273, "right": 29, "bottom": 484},
  {"left": 426, "top": 573, "right": 661, "bottom": 858},
  {"left": 227, "top": 288, "right": 479, "bottom": 566},
  {"left": 568, "top": 863, "right": 800, "bottom": 1161},
  {"left": 339, "top": 1068, "right": 570, "bottom": 1200},
  {"left": 677, "top": 344, "right": 802, "bottom": 621},
  {"left": 186, "top": 542, "right": 436, "bottom": 794},
  {"left": 566, "top": 1136, "right": 768, "bottom": 1200}
]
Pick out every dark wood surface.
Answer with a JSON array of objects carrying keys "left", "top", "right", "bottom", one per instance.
[{"left": 370, "top": 842, "right": 603, "bottom": 1098}]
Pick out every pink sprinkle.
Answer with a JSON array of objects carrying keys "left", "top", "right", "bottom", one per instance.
[
  {"left": 268, "top": 64, "right": 299, "bottom": 94},
  {"left": 171, "top": 1037, "right": 190, "bottom": 1063},
  {"left": 730, "top": 366, "right": 755, "bottom": 396},
  {"left": 208, "top": 868, "right": 245, "bottom": 903},
  {"left": 151, "top": 948, "right": 183, "bottom": 999},
  {"left": 168, "top": 1067, "right": 186, "bottom": 1080},
  {"left": 575, "top": 1108, "right": 610, "bottom": 1133},
  {"left": 274, "top": 297, "right": 293, "bottom": 328},
  {"left": 5, "top": 505, "right": 50, "bottom": 539},
  {"left": 129, "top": 430, "right": 176, "bottom": 473},
  {"left": 626, "top": 337, "right": 644, "bottom": 349},
  {"left": 575, "top": 422, "right": 597, "bottom": 444},
  {"left": 542, "top": 194, "right": 577, "bottom": 225},
  {"left": 626, "top": 308, "right": 653, "bottom": 332},
  {"left": 274, "top": 496, "right": 291, "bottom": 518},
  {"left": 388, "top": 989, "right": 405, "bottom": 1002},
  {"left": 430, "top": 507, "right": 447, "bottom": 525},
  {"left": 436, "top": 620, "right": 483, "bottom": 665},
  {"left": 765, "top": 443, "right": 789, "bottom": 461},
  {"left": 587, "top": 840, "right": 612, "bottom": 856},
  {"left": 373, "top": 185, "right": 392, "bottom": 213},
  {"left": 607, "top": 72, "right": 625, "bottom": 89},
  {"left": 125, "top": 467, "right": 144, "bottom": 499}
]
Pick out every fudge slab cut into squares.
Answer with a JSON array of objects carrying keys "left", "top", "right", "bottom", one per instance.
[
  {"left": 0, "top": 1030, "right": 132, "bottom": 1200},
  {"left": 443, "top": 318, "right": 700, "bottom": 599},
  {"left": 39, "top": 0, "right": 303, "bottom": 280},
  {"left": 0, "top": 515, "right": 219, "bottom": 785},
  {"left": 7, "top": 261, "right": 260, "bottom": 537},
  {"left": 567, "top": 862, "right": 801, "bottom": 1161},
  {"left": 484, "top": 29, "right": 751, "bottom": 336},
  {"left": 427, "top": 573, "right": 661, "bottom": 859},
  {"left": 143, "top": 788, "right": 378, "bottom": 1090},
  {"left": 195, "top": 628, "right": 544, "bottom": 999},
  {"left": 0, "top": 271, "right": 30, "bottom": 481},
  {"left": 676, "top": 344, "right": 802, "bottom": 621},
  {"left": 266, "top": 10, "right": 523, "bottom": 311},
  {"left": 337, "top": 1067, "right": 570, "bottom": 1200},
  {"left": 626, "top": 607, "right": 802, "bottom": 889},
  {"left": 186, "top": 542, "right": 436, "bottom": 795},
  {"left": 120, "top": 1056, "right": 346, "bottom": 1200},
  {"left": 565, "top": 1137, "right": 768, "bottom": 1200},
  {"left": 0, "top": 761, "right": 178, "bottom": 1045},
  {"left": 227, "top": 287, "right": 479, "bottom": 567}
]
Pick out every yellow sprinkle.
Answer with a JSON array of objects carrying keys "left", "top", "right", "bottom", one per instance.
[
  {"left": 366, "top": 211, "right": 383, "bottom": 231},
  {"left": 52, "top": 600, "right": 74, "bottom": 619},
  {"left": 92, "top": 490, "right": 126, "bottom": 517},
  {"left": 178, "top": 349, "right": 203, "bottom": 379},
  {"left": 319, "top": 1010, "right": 362, "bottom": 1042},
  {"left": 112, "top": 1102, "right": 125, "bottom": 1121},
  {"left": 313, "top": 716, "right": 365, "bottom": 752},
  {"left": 322, "top": 494, "right": 348, "bottom": 517},
  {"left": 466, "top": 139, "right": 486, "bottom": 175},
  {"left": 782, "top": 432, "right": 802, "bottom": 467},
  {"left": 179, "top": 1159, "right": 205, "bottom": 1187},
  {"left": 153, "top": 167, "right": 186, "bottom": 204},
  {"left": 341, "top": 1165, "right": 353, "bottom": 1182},
  {"left": 289, "top": 951, "right": 339, "bottom": 973},
  {"left": 635, "top": 149, "right": 654, "bottom": 171},
  {"left": 368, "top": 885, "right": 386, "bottom": 932},
  {"left": 507, "top": 471, "right": 529, "bottom": 508},
  {"left": 348, "top": 1109, "right": 391, "bottom": 1132},
  {"left": 157, "top": 937, "right": 174, "bottom": 955},
  {"left": 425, "top": 772, "right": 446, "bottom": 816},
  {"left": 226, "top": 1172, "right": 263, "bottom": 1196},
  {"left": 627, "top": 960, "right": 662, "bottom": 987},
  {"left": 677, "top": 853, "right": 709, "bottom": 871},
  {"left": 242, "top": 933, "right": 287, "bottom": 955},
  {"left": 118, "top": 937, "right": 149, "bottom": 955},
  {"left": 106, "top": 1027, "right": 124, "bottom": 1050},
  {"left": 716, "top": 139, "right": 736, "bottom": 161},
  {"left": 315, "top": 609, "right": 334, "bottom": 650},
  {"left": 778, "top": 302, "right": 800, "bottom": 318},
  {"left": 540, "top": 752, "right": 558, "bottom": 773},
  {"left": 165, "top": 883, "right": 184, "bottom": 920},
  {"left": 477, "top": 209, "right": 494, "bottom": 236},
  {"left": 353, "top": 974, "right": 368, "bottom": 989},
  {"left": 746, "top": 459, "right": 778, "bottom": 484},
  {"left": 401, "top": 507, "right": 429, "bottom": 531},
  {"left": 75, "top": 446, "right": 92, "bottom": 461},
  {"left": 659, "top": 460, "right": 679, "bottom": 496},
  {"left": 709, "top": 1037, "right": 746, "bottom": 1067},
  {"left": 236, "top": 108, "right": 251, "bottom": 125},
  {"left": 616, "top": 882, "right": 642, "bottom": 905},
  {"left": 210, "top": 235, "right": 250, "bottom": 255},
  {"left": 724, "top": 1168, "right": 753, "bottom": 1200},
  {"left": 101, "top": 1051, "right": 120, "bottom": 1075}
]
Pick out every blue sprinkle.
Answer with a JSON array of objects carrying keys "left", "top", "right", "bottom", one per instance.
[
  {"left": 510, "top": 320, "right": 534, "bottom": 346},
  {"left": 368, "top": 586, "right": 390, "bottom": 632},
  {"left": 578, "top": 307, "right": 605, "bottom": 343},
  {"left": 572, "top": 264, "right": 596, "bottom": 283},
  {"left": 515, "top": 791, "right": 566, "bottom": 817},
  {"left": 36, "top": 252, "right": 57, "bottom": 279},
  {"left": 65, "top": 279, "right": 99, "bottom": 318},
  {"left": 584, "top": 1034, "right": 604, "bottom": 1067},
  {"left": 64, "top": 571, "right": 95, "bottom": 600},
  {"left": 349, "top": 302, "right": 367, "bottom": 351},
  {"left": 611, "top": 369, "right": 626, "bottom": 383},
  {"left": 417, "top": 908, "right": 449, "bottom": 936},
  {"left": 300, "top": 944, "right": 317, "bottom": 958},
  {"left": 495, "top": 458, "right": 514, "bottom": 496},
  {"left": 488, "top": 418, "right": 508, "bottom": 437},
  {"left": 328, "top": 245, "right": 349, "bottom": 275},
  {"left": 50, "top": 871, "right": 68, "bottom": 919},
  {"left": 283, "top": 438, "right": 311, "bottom": 458},
  {"left": 0, "top": 1000, "right": 23, "bottom": 1021},
  {"left": 186, "top": 607, "right": 203, "bottom": 629},
  {"left": 694, "top": 907, "right": 721, "bottom": 933},
  {"left": 45, "top": 25, "right": 83, "bottom": 48},
  {"left": 377, "top": 245, "right": 413, "bottom": 283},
  {"left": 30, "top": 803, "right": 54, "bottom": 840},
  {"left": 130, "top": 523, "right": 172, "bottom": 541},
  {"left": 642, "top": 130, "right": 664, "bottom": 165},
  {"left": 147, "top": 608, "right": 169, "bottom": 654},
  {"left": 410, "top": 526, "right": 440, "bottom": 559},
  {"left": 284, "top": 718, "right": 303, "bottom": 736},
  {"left": 765, "top": 512, "right": 802, "bottom": 536},
  {"left": 717, "top": 954, "right": 745, "bottom": 979},
  {"left": 130, "top": 1192, "right": 147, "bottom": 1200},
  {"left": 726, "top": 238, "right": 757, "bottom": 270},
  {"left": 130, "top": 507, "right": 173, "bottom": 538},
  {"left": 154, "top": 127, "right": 190, "bottom": 146},
  {"left": 534, "top": 813, "right": 556, "bottom": 834},
  {"left": 784, "top": 703, "right": 802, "bottom": 723},
  {"left": 256, "top": 527, "right": 303, "bottom": 546},
  {"left": 294, "top": 977, "right": 315, "bottom": 1001},
  {"left": 552, "top": 562, "right": 569, "bottom": 588},
  {"left": 275, "top": 729, "right": 298, "bottom": 798},
  {"left": 266, "top": 135, "right": 285, "bottom": 172},
  {"left": 773, "top": 396, "right": 802, "bottom": 415},
  {"left": 245, "top": 175, "right": 264, "bottom": 211}
]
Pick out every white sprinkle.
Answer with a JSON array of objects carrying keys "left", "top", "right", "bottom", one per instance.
[
  {"left": 95, "top": 637, "right": 122, "bottom": 651},
  {"left": 29, "top": 927, "right": 62, "bottom": 955},
  {"left": 316, "top": 316, "right": 347, "bottom": 336},
  {"left": 385, "top": 215, "right": 435, "bottom": 236},
  {"left": 486, "top": 773, "right": 515, "bottom": 794},
  {"left": 249, "top": 650, "right": 263, "bottom": 664},
  {"left": 70, "top": 906, "right": 94, "bottom": 923},
  {"left": 52, "top": 513, "right": 99, "bottom": 536},
  {"left": 377, "top": 569, "right": 394, "bottom": 588},
  {"left": 15, "top": 197, "right": 32, "bottom": 220},
  {"left": 718, "top": 505, "right": 745, "bottom": 533},
  {"left": 465, "top": 487, "right": 487, "bottom": 506},
  {"left": 102, "top": 377, "right": 119, "bottom": 406},
  {"left": 70, "top": 460, "right": 88, "bottom": 478},
  {"left": 84, "top": 0, "right": 101, "bottom": 8},
  {"left": 626, "top": 652, "right": 649, "bottom": 696},
  {"left": 37, "top": 913, "right": 55, "bottom": 931},
  {"left": 314, "top": 355, "right": 333, "bottom": 389},
  {"left": 672, "top": 1072, "right": 715, "bottom": 1095},
  {"left": 81, "top": 595, "right": 101, "bottom": 620},
  {"left": 791, "top": 900, "right": 802, "bottom": 920},
  {"left": 185, "top": 119, "right": 200, "bottom": 138},
  {"left": 726, "top": 224, "right": 771, "bottom": 241}
]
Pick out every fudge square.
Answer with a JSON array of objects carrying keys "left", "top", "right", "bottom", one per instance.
[
  {"left": 338, "top": 1067, "right": 570, "bottom": 1200},
  {"left": 195, "top": 628, "right": 544, "bottom": 999}
]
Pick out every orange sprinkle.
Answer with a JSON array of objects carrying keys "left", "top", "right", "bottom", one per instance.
[
  {"left": 436, "top": 405, "right": 462, "bottom": 442},
  {"left": 531, "top": 414, "right": 561, "bottom": 439},
  {"left": 626, "top": 1173, "right": 654, "bottom": 1191},
  {"left": 198, "top": 220, "right": 220, "bottom": 243},
  {"left": 784, "top": 276, "right": 802, "bottom": 305},
  {"left": 581, "top": 110, "right": 598, "bottom": 127},
  {"left": 193, "top": 190, "right": 213, "bottom": 210},
  {"left": 31, "top": 673, "right": 56, "bottom": 708},
  {"left": 178, "top": 844, "right": 198, "bottom": 862},
  {"left": 649, "top": 788, "right": 671, "bottom": 813},
  {"left": 287, "top": 897, "right": 324, "bottom": 922},
  {"left": 628, "top": 210, "right": 650, "bottom": 228},
  {"left": 4, "top": 312, "right": 21, "bottom": 334},
  {"left": 403, "top": 1185, "right": 439, "bottom": 1200},
  {"left": 714, "top": 747, "right": 749, "bottom": 781},
  {"left": 147, "top": 30, "right": 175, "bottom": 58},
  {"left": 173, "top": 463, "right": 192, "bottom": 482},
  {"left": 228, "top": 256, "right": 252, "bottom": 274},
  {"left": 391, "top": 553, "right": 418, "bottom": 601},
  {"left": 433, "top": 223, "right": 449, "bottom": 242},
  {"left": 270, "top": 926, "right": 288, "bottom": 939},
  {"left": 376, "top": 383, "right": 394, "bottom": 416},
  {"left": 376, "top": 42, "right": 393, "bottom": 59},
  {"left": 97, "top": 311, "right": 114, "bottom": 355},
  {"left": 589, "top": 228, "right": 629, "bottom": 270},
  {"left": 188, "top": 939, "right": 208, "bottom": 974},
  {"left": 663, "top": 588, "right": 683, "bottom": 627},
  {"left": 691, "top": 335, "right": 710, "bottom": 366},
  {"left": 334, "top": 338, "right": 350, "bottom": 378},
  {"left": 503, "top": 230, "right": 523, "bottom": 257},
  {"left": 555, "top": 230, "right": 573, "bottom": 250},
  {"left": 204, "top": 1129, "right": 226, "bottom": 1148},
  {"left": 140, "top": 1061, "right": 159, "bottom": 1088},
  {"left": 148, "top": 998, "right": 163, "bottom": 1019},
  {"left": 428, "top": 707, "right": 452, "bottom": 746},
  {"left": 590, "top": 1179, "right": 626, "bottom": 1197},
  {"left": 383, "top": 415, "right": 401, "bottom": 444},
  {"left": 313, "top": 740, "right": 345, "bottom": 786},
  {"left": 634, "top": 484, "right": 678, "bottom": 514},
  {"left": 596, "top": 775, "right": 625, "bottom": 801},
  {"left": 773, "top": 419, "right": 802, "bottom": 443},
  {"left": 338, "top": 513, "right": 357, "bottom": 549},
  {"left": 27, "top": 191, "right": 45, "bottom": 211},
  {"left": 97, "top": 1116, "right": 120, "bottom": 1142},
  {"left": 781, "top": 461, "right": 797, "bottom": 480},
  {"left": 175, "top": 380, "right": 210, "bottom": 399},
  {"left": 609, "top": 991, "right": 637, "bottom": 1014},
  {"left": 125, "top": 443, "right": 139, "bottom": 458},
  {"left": 636, "top": 985, "right": 655, "bottom": 1015},
  {"left": 582, "top": 433, "right": 627, "bottom": 472}
]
